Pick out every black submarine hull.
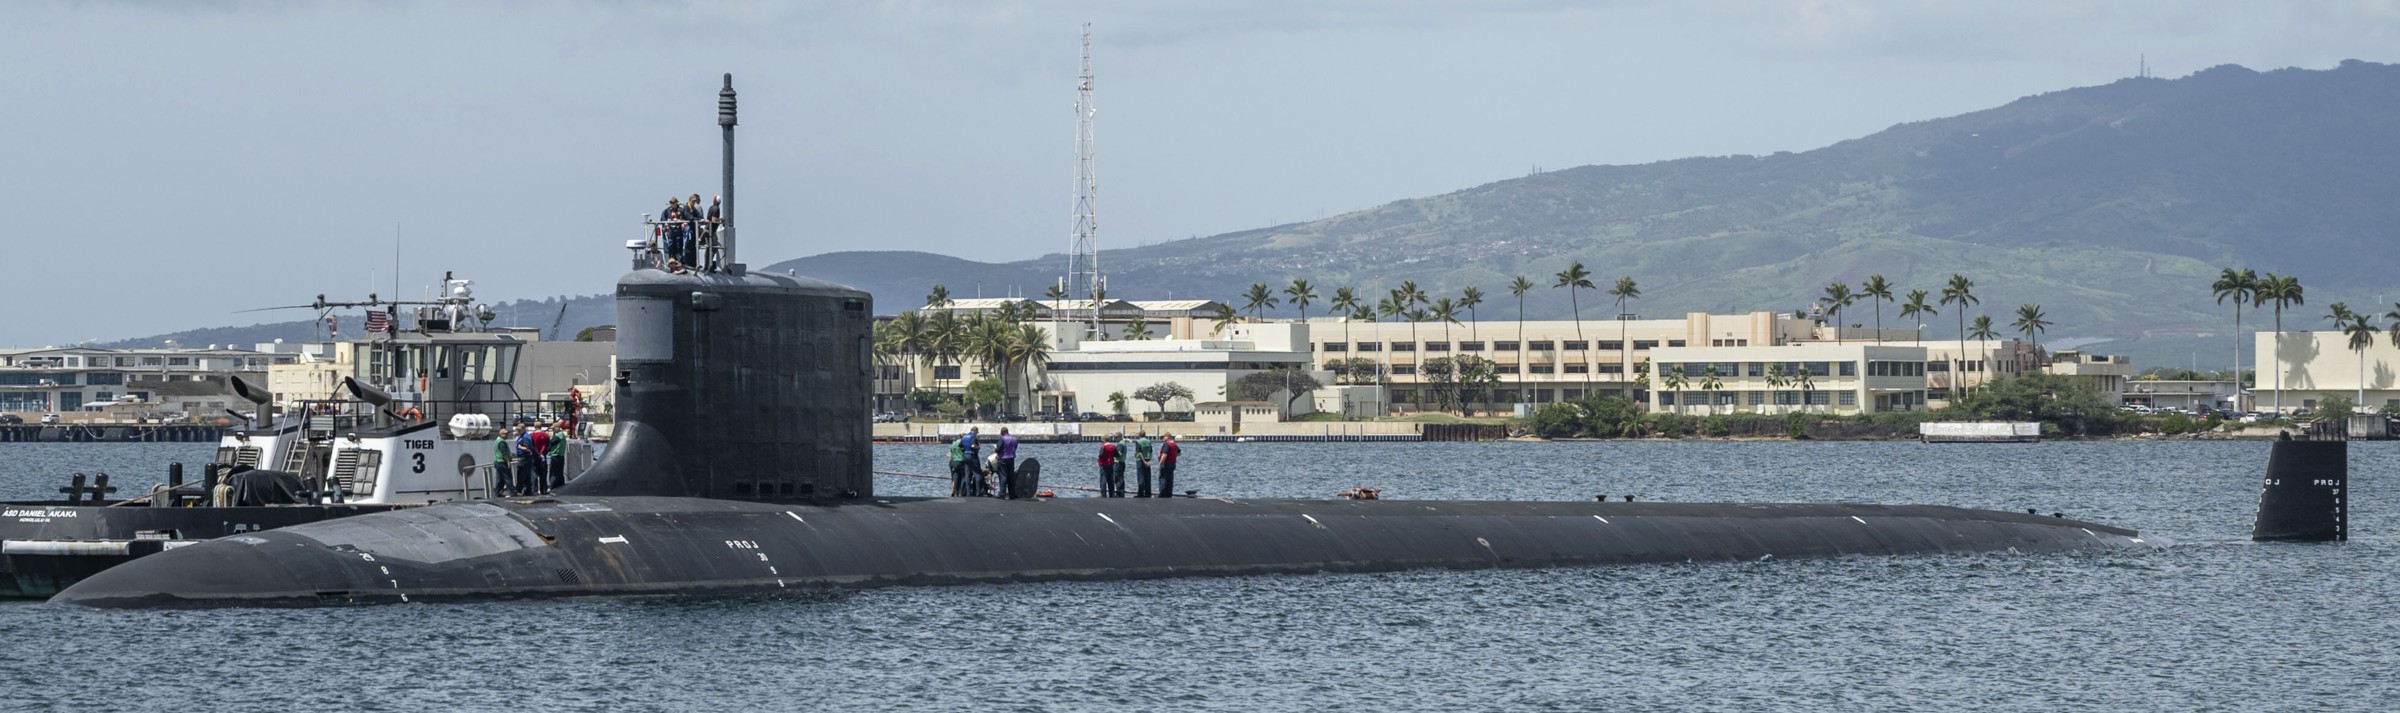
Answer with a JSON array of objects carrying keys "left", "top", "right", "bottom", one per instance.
[
  {"left": 52, "top": 495, "right": 2149, "bottom": 608},
  {"left": 0, "top": 501, "right": 404, "bottom": 599}
]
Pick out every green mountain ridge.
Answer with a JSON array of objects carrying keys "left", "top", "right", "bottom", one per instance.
[{"left": 108, "top": 61, "right": 2400, "bottom": 372}]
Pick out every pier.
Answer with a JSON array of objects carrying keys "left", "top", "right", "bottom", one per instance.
[{"left": 0, "top": 424, "right": 226, "bottom": 443}]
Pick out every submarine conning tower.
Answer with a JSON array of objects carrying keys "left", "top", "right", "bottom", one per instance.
[{"left": 558, "top": 73, "right": 877, "bottom": 501}]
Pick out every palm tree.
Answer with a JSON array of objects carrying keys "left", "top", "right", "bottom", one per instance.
[
  {"left": 1765, "top": 363, "right": 1791, "bottom": 413},
  {"left": 1939, "top": 274, "right": 1978, "bottom": 397},
  {"left": 2011, "top": 304, "right": 2051, "bottom": 357},
  {"left": 1329, "top": 287, "right": 1361, "bottom": 368},
  {"left": 1554, "top": 263, "right": 1595, "bottom": 395},
  {"left": 1508, "top": 276, "right": 1535, "bottom": 404},
  {"left": 2212, "top": 267, "right": 2260, "bottom": 403},
  {"left": 925, "top": 284, "right": 952, "bottom": 312},
  {"left": 1399, "top": 280, "right": 1428, "bottom": 311},
  {"left": 1459, "top": 286, "right": 1486, "bottom": 345},
  {"left": 1350, "top": 306, "right": 1382, "bottom": 385},
  {"left": 1043, "top": 282, "right": 1068, "bottom": 330},
  {"left": 2332, "top": 301, "right": 2371, "bottom": 405},
  {"left": 1859, "top": 275, "right": 1893, "bottom": 345},
  {"left": 927, "top": 310, "right": 964, "bottom": 387},
  {"left": 2384, "top": 302, "right": 2400, "bottom": 355},
  {"left": 2256, "top": 273, "right": 2304, "bottom": 415},
  {"left": 1122, "top": 313, "right": 1151, "bottom": 340},
  {"left": 1968, "top": 315, "right": 1998, "bottom": 392},
  {"left": 1378, "top": 293, "right": 1407, "bottom": 387},
  {"left": 1206, "top": 302, "right": 1241, "bottom": 336},
  {"left": 2342, "top": 309, "right": 2380, "bottom": 405},
  {"left": 1012, "top": 323, "right": 1053, "bottom": 413},
  {"left": 1431, "top": 298, "right": 1461, "bottom": 358},
  {"left": 1900, "top": 289, "right": 1936, "bottom": 345},
  {"left": 1698, "top": 364, "right": 1724, "bottom": 417},
  {"left": 1243, "top": 283, "right": 1279, "bottom": 321},
  {"left": 1283, "top": 279, "right": 1317, "bottom": 321},
  {"left": 1821, "top": 281, "right": 1855, "bottom": 344},
  {"left": 1608, "top": 276, "right": 1640, "bottom": 398},
  {"left": 1660, "top": 364, "right": 1688, "bottom": 415},
  {"left": 888, "top": 310, "right": 929, "bottom": 386}
]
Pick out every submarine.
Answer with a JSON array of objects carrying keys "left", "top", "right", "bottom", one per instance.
[{"left": 55, "top": 76, "right": 2159, "bottom": 609}]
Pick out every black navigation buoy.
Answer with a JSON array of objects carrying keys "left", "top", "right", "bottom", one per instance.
[{"left": 2253, "top": 438, "right": 2347, "bottom": 542}]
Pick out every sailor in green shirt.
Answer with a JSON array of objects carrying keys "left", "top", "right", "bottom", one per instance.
[
  {"left": 491, "top": 428, "right": 515, "bottom": 497},
  {"left": 1132, "top": 433, "right": 1155, "bottom": 498},
  {"left": 544, "top": 423, "right": 569, "bottom": 492},
  {"left": 947, "top": 438, "right": 968, "bottom": 497}
]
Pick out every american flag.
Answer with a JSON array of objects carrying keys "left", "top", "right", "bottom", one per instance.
[{"left": 364, "top": 310, "right": 391, "bottom": 334}]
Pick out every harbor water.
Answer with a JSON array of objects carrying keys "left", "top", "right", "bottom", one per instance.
[{"left": 1, "top": 440, "right": 2394, "bottom": 711}]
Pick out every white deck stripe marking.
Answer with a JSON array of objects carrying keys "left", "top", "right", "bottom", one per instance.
[
  {"left": 1097, "top": 513, "right": 1117, "bottom": 525},
  {"left": 1303, "top": 514, "right": 1321, "bottom": 526},
  {"left": 1852, "top": 516, "right": 1867, "bottom": 524},
  {"left": 1593, "top": 516, "right": 1609, "bottom": 524},
  {"left": 785, "top": 511, "right": 804, "bottom": 523},
  {"left": 598, "top": 535, "right": 628, "bottom": 544}
]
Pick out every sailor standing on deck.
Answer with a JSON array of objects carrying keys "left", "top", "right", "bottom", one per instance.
[
  {"left": 491, "top": 427, "right": 516, "bottom": 497},
  {"left": 995, "top": 428, "right": 1020, "bottom": 499},
  {"left": 544, "top": 422, "right": 568, "bottom": 491},
  {"left": 514, "top": 426, "right": 544, "bottom": 498},
  {"left": 1098, "top": 434, "right": 1124, "bottom": 497},
  {"left": 659, "top": 197, "right": 687, "bottom": 269},
  {"left": 959, "top": 427, "right": 983, "bottom": 496},
  {"left": 686, "top": 193, "right": 707, "bottom": 266},
  {"left": 1157, "top": 433, "right": 1181, "bottom": 498},
  {"left": 1132, "top": 432, "right": 1154, "bottom": 498},
  {"left": 946, "top": 436, "right": 968, "bottom": 497},
  {"left": 704, "top": 196, "right": 723, "bottom": 266}
]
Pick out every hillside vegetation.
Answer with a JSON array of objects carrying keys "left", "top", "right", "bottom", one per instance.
[{"left": 110, "top": 62, "right": 2400, "bottom": 354}]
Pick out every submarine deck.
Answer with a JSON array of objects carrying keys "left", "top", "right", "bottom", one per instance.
[{"left": 54, "top": 495, "right": 2148, "bottom": 608}]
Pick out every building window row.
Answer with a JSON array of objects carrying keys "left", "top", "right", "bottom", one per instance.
[
  {"left": 1045, "top": 360, "right": 1308, "bottom": 372},
  {"left": 1867, "top": 361, "right": 1924, "bottom": 377}
]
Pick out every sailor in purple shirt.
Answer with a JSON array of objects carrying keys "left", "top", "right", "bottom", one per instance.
[{"left": 994, "top": 428, "right": 1021, "bottom": 499}]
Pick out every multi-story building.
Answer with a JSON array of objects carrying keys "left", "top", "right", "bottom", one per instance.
[
  {"left": 2251, "top": 330, "right": 2400, "bottom": 413},
  {"left": 876, "top": 301, "right": 2101, "bottom": 417},
  {"left": 0, "top": 345, "right": 303, "bottom": 414},
  {"left": 2045, "top": 350, "right": 2136, "bottom": 396},
  {"left": 1037, "top": 322, "right": 1321, "bottom": 417},
  {"left": 2122, "top": 379, "right": 2240, "bottom": 412},
  {"left": 1645, "top": 344, "right": 1932, "bottom": 415}
]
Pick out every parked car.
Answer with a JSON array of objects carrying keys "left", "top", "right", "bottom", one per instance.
[
  {"left": 1078, "top": 412, "right": 1102, "bottom": 422},
  {"left": 40, "top": 414, "right": 61, "bottom": 425},
  {"left": 0, "top": 414, "right": 20, "bottom": 425}
]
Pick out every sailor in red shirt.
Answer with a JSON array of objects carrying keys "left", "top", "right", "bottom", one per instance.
[
  {"left": 1097, "top": 434, "right": 1123, "bottom": 498},
  {"left": 1156, "top": 433, "right": 1181, "bottom": 498}
]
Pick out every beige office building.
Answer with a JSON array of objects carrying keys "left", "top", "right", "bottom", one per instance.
[
  {"left": 1646, "top": 344, "right": 1932, "bottom": 415},
  {"left": 2253, "top": 331, "right": 2400, "bottom": 413}
]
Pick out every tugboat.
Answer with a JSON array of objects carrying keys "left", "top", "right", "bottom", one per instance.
[{"left": 0, "top": 275, "right": 599, "bottom": 598}]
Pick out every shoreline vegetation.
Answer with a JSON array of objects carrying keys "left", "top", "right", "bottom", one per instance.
[{"left": 882, "top": 255, "right": 2388, "bottom": 441}]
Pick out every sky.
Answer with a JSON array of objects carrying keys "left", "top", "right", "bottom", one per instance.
[{"left": 4, "top": 0, "right": 2397, "bottom": 346}]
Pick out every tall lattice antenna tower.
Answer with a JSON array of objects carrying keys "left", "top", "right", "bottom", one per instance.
[{"left": 1066, "top": 24, "right": 1103, "bottom": 337}]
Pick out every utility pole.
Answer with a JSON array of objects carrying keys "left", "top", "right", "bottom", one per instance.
[{"left": 1067, "top": 24, "right": 1102, "bottom": 338}]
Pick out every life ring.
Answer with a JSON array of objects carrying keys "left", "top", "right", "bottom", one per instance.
[{"left": 397, "top": 406, "right": 423, "bottom": 421}]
